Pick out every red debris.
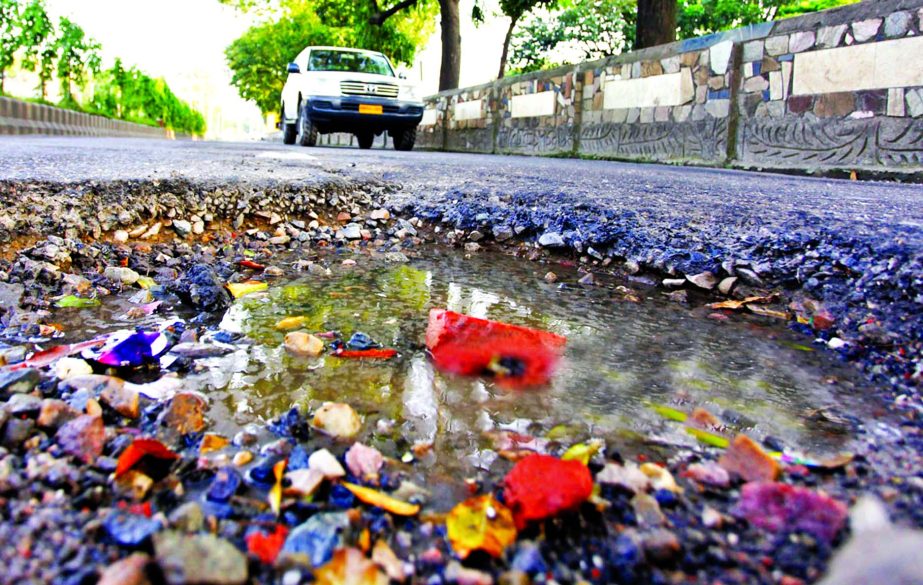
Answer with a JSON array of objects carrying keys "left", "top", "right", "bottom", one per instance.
[
  {"left": 425, "top": 309, "right": 567, "bottom": 388},
  {"left": 734, "top": 482, "right": 848, "bottom": 543},
  {"left": 115, "top": 438, "right": 180, "bottom": 478},
  {"left": 333, "top": 348, "right": 398, "bottom": 359},
  {"left": 246, "top": 524, "right": 289, "bottom": 564},
  {"left": 2, "top": 338, "right": 106, "bottom": 372},
  {"left": 238, "top": 260, "right": 266, "bottom": 271},
  {"left": 502, "top": 454, "right": 592, "bottom": 529}
]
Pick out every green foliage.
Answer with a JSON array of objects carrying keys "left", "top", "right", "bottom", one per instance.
[
  {"left": 18, "top": 0, "right": 55, "bottom": 97},
  {"left": 224, "top": 0, "right": 437, "bottom": 114},
  {"left": 510, "top": 0, "right": 635, "bottom": 73},
  {"left": 0, "top": 0, "right": 205, "bottom": 134},
  {"left": 89, "top": 59, "right": 206, "bottom": 134},
  {"left": 512, "top": 0, "right": 857, "bottom": 74},
  {"left": 54, "top": 16, "right": 101, "bottom": 103},
  {"left": 0, "top": 0, "right": 23, "bottom": 91}
]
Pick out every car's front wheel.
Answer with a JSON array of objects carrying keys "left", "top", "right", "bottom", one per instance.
[
  {"left": 296, "top": 103, "right": 317, "bottom": 147},
  {"left": 356, "top": 132, "right": 375, "bottom": 150},
  {"left": 282, "top": 104, "right": 297, "bottom": 145},
  {"left": 391, "top": 127, "right": 416, "bottom": 151}
]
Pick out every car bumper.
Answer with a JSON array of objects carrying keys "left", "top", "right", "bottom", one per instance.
[{"left": 306, "top": 96, "right": 424, "bottom": 130}]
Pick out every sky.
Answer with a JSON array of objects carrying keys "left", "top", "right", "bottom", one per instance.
[{"left": 31, "top": 0, "right": 510, "bottom": 139}]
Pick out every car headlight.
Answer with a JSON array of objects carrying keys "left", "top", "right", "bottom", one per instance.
[{"left": 400, "top": 84, "right": 418, "bottom": 101}]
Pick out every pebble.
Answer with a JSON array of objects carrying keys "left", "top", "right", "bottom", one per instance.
[
  {"left": 538, "top": 232, "right": 564, "bottom": 248},
  {"left": 169, "top": 502, "right": 205, "bottom": 532},
  {"left": 0, "top": 368, "right": 41, "bottom": 394},
  {"left": 718, "top": 276, "right": 738, "bottom": 294},
  {"left": 55, "top": 415, "right": 105, "bottom": 463},
  {"left": 154, "top": 531, "right": 248, "bottom": 585},
  {"left": 172, "top": 220, "right": 192, "bottom": 238},
  {"left": 543, "top": 272, "right": 558, "bottom": 283},
  {"left": 370, "top": 208, "right": 390, "bottom": 220},
  {"left": 281, "top": 512, "right": 350, "bottom": 567},
  {"left": 5, "top": 393, "right": 42, "bottom": 415},
  {"left": 309, "top": 448, "right": 347, "bottom": 478},
  {"left": 578, "top": 273, "right": 595, "bottom": 285},
  {"left": 36, "top": 398, "right": 78, "bottom": 429},
  {"left": 687, "top": 271, "right": 717, "bottom": 289},
  {"left": 345, "top": 442, "right": 383, "bottom": 480},
  {"left": 718, "top": 434, "right": 780, "bottom": 482},
  {"left": 52, "top": 357, "right": 93, "bottom": 380},
  {"left": 100, "top": 381, "right": 140, "bottom": 418},
  {"left": 663, "top": 278, "right": 685, "bottom": 288},
  {"left": 113, "top": 230, "right": 130, "bottom": 243},
  {"left": 284, "top": 332, "right": 325, "bottom": 358},
  {"left": 104, "top": 511, "right": 163, "bottom": 547},
  {"left": 312, "top": 402, "right": 361, "bottom": 439},
  {"left": 642, "top": 529, "right": 682, "bottom": 566},
  {"left": 98, "top": 552, "right": 151, "bottom": 585},
  {"left": 464, "top": 242, "right": 481, "bottom": 253},
  {"left": 161, "top": 392, "right": 207, "bottom": 434}
]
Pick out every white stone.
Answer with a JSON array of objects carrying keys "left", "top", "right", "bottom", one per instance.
[
  {"left": 744, "top": 62, "right": 754, "bottom": 78},
  {"left": 704, "top": 99, "right": 730, "bottom": 118},
  {"left": 907, "top": 88, "right": 923, "bottom": 117},
  {"left": 113, "top": 230, "right": 129, "bottom": 243},
  {"left": 792, "top": 36, "right": 923, "bottom": 96},
  {"left": 640, "top": 107, "right": 654, "bottom": 123},
  {"left": 852, "top": 18, "right": 881, "bottom": 43},
  {"left": 742, "top": 40, "right": 764, "bottom": 62},
  {"left": 673, "top": 105, "right": 692, "bottom": 122},
  {"left": 661, "top": 55, "right": 681, "bottom": 73},
  {"left": 765, "top": 35, "right": 789, "bottom": 56},
  {"left": 744, "top": 76, "right": 769, "bottom": 93},
  {"left": 603, "top": 70, "right": 694, "bottom": 109},
  {"left": 888, "top": 88, "right": 906, "bottom": 116},
  {"left": 420, "top": 108, "right": 438, "bottom": 126},
  {"left": 789, "top": 31, "right": 815, "bottom": 53},
  {"left": 885, "top": 12, "right": 911, "bottom": 38},
  {"left": 453, "top": 99, "right": 482, "bottom": 121},
  {"left": 817, "top": 24, "right": 847, "bottom": 48},
  {"left": 510, "top": 91, "right": 556, "bottom": 118},
  {"left": 709, "top": 40, "right": 733, "bottom": 75},
  {"left": 769, "top": 71, "right": 783, "bottom": 101},
  {"left": 654, "top": 106, "right": 670, "bottom": 121}
]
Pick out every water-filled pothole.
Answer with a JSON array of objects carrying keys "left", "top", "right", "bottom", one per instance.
[{"left": 60, "top": 246, "right": 869, "bottom": 497}]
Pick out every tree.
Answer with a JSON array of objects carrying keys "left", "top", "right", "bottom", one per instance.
[
  {"left": 511, "top": 0, "right": 857, "bottom": 73},
  {"left": 18, "top": 0, "right": 56, "bottom": 98},
  {"left": 635, "top": 0, "right": 676, "bottom": 49},
  {"left": 510, "top": 0, "right": 635, "bottom": 74},
  {"left": 221, "top": 0, "right": 466, "bottom": 92},
  {"left": 0, "top": 0, "right": 22, "bottom": 93},
  {"left": 55, "top": 16, "right": 100, "bottom": 104},
  {"left": 495, "top": 0, "right": 556, "bottom": 79}
]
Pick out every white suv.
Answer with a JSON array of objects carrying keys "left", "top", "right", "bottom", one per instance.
[{"left": 280, "top": 46, "right": 424, "bottom": 151}]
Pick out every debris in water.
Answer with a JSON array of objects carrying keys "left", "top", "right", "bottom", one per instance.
[
  {"left": 226, "top": 281, "right": 268, "bottom": 299},
  {"left": 425, "top": 309, "right": 566, "bottom": 387},
  {"left": 55, "top": 295, "right": 101, "bottom": 308},
  {"left": 446, "top": 494, "right": 517, "bottom": 559},
  {"left": 342, "top": 482, "right": 420, "bottom": 516},
  {"left": 719, "top": 435, "right": 781, "bottom": 482}
]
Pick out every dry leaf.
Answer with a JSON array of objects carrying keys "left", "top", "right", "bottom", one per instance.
[
  {"left": 342, "top": 482, "right": 420, "bottom": 516},
  {"left": 446, "top": 494, "right": 517, "bottom": 559}
]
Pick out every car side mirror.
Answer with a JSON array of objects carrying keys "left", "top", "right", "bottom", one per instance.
[{"left": 287, "top": 62, "right": 300, "bottom": 74}]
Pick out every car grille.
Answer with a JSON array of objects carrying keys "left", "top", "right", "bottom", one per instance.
[{"left": 340, "top": 81, "right": 400, "bottom": 99}]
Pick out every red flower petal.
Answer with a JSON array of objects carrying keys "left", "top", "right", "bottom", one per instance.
[{"left": 502, "top": 454, "right": 593, "bottom": 529}]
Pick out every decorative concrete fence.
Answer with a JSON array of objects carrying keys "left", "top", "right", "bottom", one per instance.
[
  {"left": 0, "top": 97, "right": 186, "bottom": 139},
  {"left": 419, "top": 0, "right": 923, "bottom": 173}
]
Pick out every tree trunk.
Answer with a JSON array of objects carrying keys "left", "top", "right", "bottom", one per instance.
[
  {"left": 635, "top": 0, "right": 677, "bottom": 50},
  {"left": 497, "top": 14, "right": 519, "bottom": 79},
  {"left": 438, "top": 0, "right": 461, "bottom": 91}
]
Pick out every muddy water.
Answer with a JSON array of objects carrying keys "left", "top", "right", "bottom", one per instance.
[{"left": 62, "top": 247, "right": 869, "bottom": 488}]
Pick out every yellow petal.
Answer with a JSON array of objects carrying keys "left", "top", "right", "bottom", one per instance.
[
  {"left": 227, "top": 281, "right": 268, "bottom": 299},
  {"left": 446, "top": 494, "right": 516, "bottom": 559},
  {"left": 269, "top": 459, "right": 286, "bottom": 515},
  {"left": 199, "top": 433, "right": 229, "bottom": 454},
  {"left": 275, "top": 316, "right": 307, "bottom": 330},
  {"left": 561, "top": 439, "right": 603, "bottom": 465},
  {"left": 342, "top": 482, "right": 420, "bottom": 516}
]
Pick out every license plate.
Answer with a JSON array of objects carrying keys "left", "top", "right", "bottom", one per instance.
[{"left": 359, "top": 104, "right": 383, "bottom": 115}]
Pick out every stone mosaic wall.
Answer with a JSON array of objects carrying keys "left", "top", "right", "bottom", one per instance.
[
  {"left": 418, "top": 0, "right": 923, "bottom": 174},
  {"left": 736, "top": 1, "right": 923, "bottom": 168}
]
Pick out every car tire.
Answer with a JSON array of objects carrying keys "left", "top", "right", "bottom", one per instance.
[
  {"left": 391, "top": 127, "right": 416, "bottom": 151},
  {"left": 282, "top": 105, "right": 297, "bottom": 145},
  {"left": 356, "top": 132, "right": 375, "bottom": 150},
  {"left": 296, "top": 102, "right": 317, "bottom": 147}
]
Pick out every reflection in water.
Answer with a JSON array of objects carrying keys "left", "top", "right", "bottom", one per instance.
[{"left": 60, "top": 248, "right": 872, "bottom": 481}]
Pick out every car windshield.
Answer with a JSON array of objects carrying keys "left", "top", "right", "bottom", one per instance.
[{"left": 307, "top": 50, "right": 394, "bottom": 76}]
